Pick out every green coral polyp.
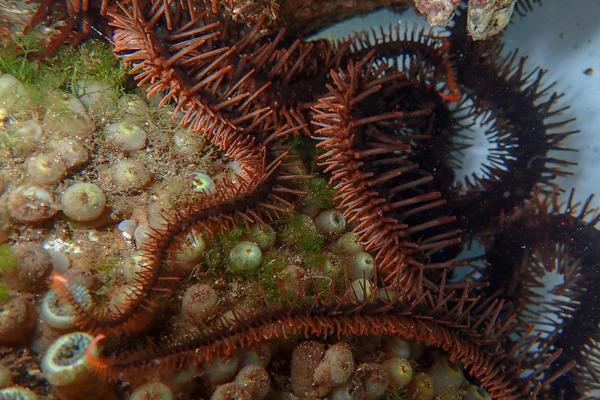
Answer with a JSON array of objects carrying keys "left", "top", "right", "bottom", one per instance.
[
  {"left": 26, "top": 153, "right": 67, "bottom": 186},
  {"left": 49, "top": 137, "right": 89, "bottom": 169},
  {"left": 7, "top": 185, "right": 58, "bottom": 223},
  {"left": 192, "top": 172, "right": 216, "bottom": 195},
  {"left": 172, "top": 232, "right": 207, "bottom": 272},
  {"left": 41, "top": 331, "right": 112, "bottom": 400},
  {"left": 40, "top": 289, "right": 79, "bottom": 331},
  {"left": 229, "top": 241, "right": 263, "bottom": 273},
  {"left": 41, "top": 332, "right": 97, "bottom": 386},
  {"left": 347, "top": 251, "right": 376, "bottom": 280},
  {"left": 111, "top": 160, "right": 151, "bottom": 191},
  {"left": 333, "top": 232, "right": 363, "bottom": 256},
  {"left": 0, "top": 386, "right": 39, "bottom": 399},
  {"left": 42, "top": 93, "right": 94, "bottom": 139},
  {"left": 172, "top": 128, "right": 204, "bottom": 154},
  {"left": 314, "top": 209, "right": 346, "bottom": 235},
  {"left": 104, "top": 119, "right": 147, "bottom": 152},
  {"left": 61, "top": 183, "right": 107, "bottom": 222},
  {"left": 309, "top": 252, "right": 341, "bottom": 276},
  {"left": 117, "top": 94, "right": 149, "bottom": 119},
  {"left": 0, "top": 292, "right": 32, "bottom": 346},
  {"left": 428, "top": 356, "right": 465, "bottom": 394},
  {"left": 249, "top": 224, "right": 277, "bottom": 250},
  {"left": 182, "top": 284, "right": 219, "bottom": 325},
  {"left": 76, "top": 80, "right": 118, "bottom": 113},
  {"left": 350, "top": 278, "right": 375, "bottom": 303},
  {"left": 465, "top": 385, "right": 492, "bottom": 400},
  {"left": 129, "top": 382, "right": 174, "bottom": 400},
  {"left": 384, "top": 357, "right": 413, "bottom": 389},
  {"left": 3, "top": 120, "right": 43, "bottom": 157},
  {"left": 406, "top": 372, "right": 434, "bottom": 400},
  {"left": 0, "top": 73, "right": 33, "bottom": 115}
]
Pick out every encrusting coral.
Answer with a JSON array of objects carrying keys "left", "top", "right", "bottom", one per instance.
[{"left": 0, "top": 0, "right": 596, "bottom": 399}]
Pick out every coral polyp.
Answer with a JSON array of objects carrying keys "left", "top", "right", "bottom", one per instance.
[{"left": 0, "top": 0, "right": 597, "bottom": 399}]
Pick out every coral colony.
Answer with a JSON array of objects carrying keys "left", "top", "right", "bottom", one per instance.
[{"left": 0, "top": 0, "right": 598, "bottom": 399}]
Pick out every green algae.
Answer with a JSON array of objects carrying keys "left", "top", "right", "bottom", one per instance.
[
  {"left": 385, "top": 389, "right": 408, "bottom": 400},
  {"left": 204, "top": 247, "right": 225, "bottom": 271},
  {"left": 0, "top": 209, "right": 9, "bottom": 243},
  {"left": 301, "top": 176, "right": 335, "bottom": 211},
  {"left": 260, "top": 249, "right": 288, "bottom": 275},
  {"left": 281, "top": 212, "right": 324, "bottom": 255},
  {"left": 249, "top": 224, "right": 276, "bottom": 250},
  {"left": 0, "top": 38, "right": 127, "bottom": 102},
  {"left": 95, "top": 256, "right": 120, "bottom": 274},
  {"left": 304, "top": 252, "right": 331, "bottom": 273},
  {"left": 92, "top": 256, "right": 123, "bottom": 290},
  {"left": 0, "top": 244, "right": 17, "bottom": 274},
  {"left": 438, "top": 387, "right": 465, "bottom": 400},
  {"left": 288, "top": 135, "right": 318, "bottom": 170},
  {"left": 61, "top": 40, "right": 127, "bottom": 92},
  {"left": 0, "top": 33, "right": 41, "bottom": 85},
  {"left": 259, "top": 249, "right": 290, "bottom": 301},
  {"left": 220, "top": 225, "right": 247, "bottom": 249},
  {"left": 0, "top": 281, "right": 9, "bottom": 303}
]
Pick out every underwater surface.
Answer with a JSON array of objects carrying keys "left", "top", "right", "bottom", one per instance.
[{"left": 0, "top": 0, "right": 598, "bottom": 399}]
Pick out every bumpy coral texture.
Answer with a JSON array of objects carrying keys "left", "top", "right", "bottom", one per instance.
[{"left": 4, "top": 0, "right": 597, "bottom": 399}]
